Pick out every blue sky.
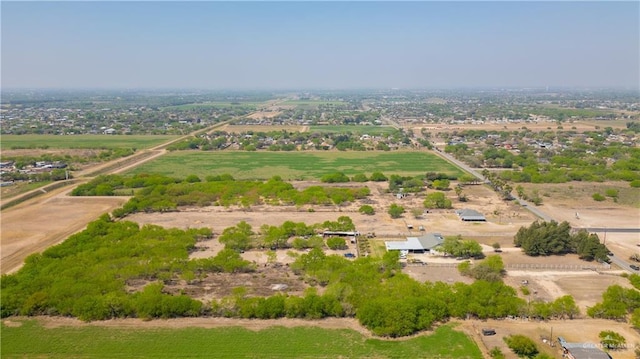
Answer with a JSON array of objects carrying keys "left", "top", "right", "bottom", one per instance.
[{"left": 2, "top": 1, "right": 638, "bottom": 89}]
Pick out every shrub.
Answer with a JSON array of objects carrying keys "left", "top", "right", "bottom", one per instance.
[
  {"left": 321, "top": 172, "right": 350, "bottom": 183},
  {"left": 326, "top": 237, "right": 347, "bottom": 250},
  {"left": 388, "top": 203, "right": 405, "bottom": 219},
  {"left": 605, "top": 188, "right": 619, "bottom": 198},
  {"left": 351, "top": 173, "right": 369, "bottom": 182},
  {"left": 630, "top": 180, "right": 640, "bottom": 188},
  {"left": 369, "top": 172, "right": 388, "bottom": 182},
  {"left": 592, "top": 193, "right": 606, "bottom": 201},
  {"left": 504, "top": 334, "right": 538, "bottom": 358},
  {"left": 358, "top": 205, "right": 375, "bottom": 215}
]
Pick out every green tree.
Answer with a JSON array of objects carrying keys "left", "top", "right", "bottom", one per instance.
[
  {"left": 423, "top": 192, "right": 452, "bottom": 209},
  {"left": 504, "top": 334, "right": 538, "bottom": 358},
  {"left": 358, "top": 205, "right": 375, "bottom": 215},
  {"left": 514, "top": 221, "right": 573, "bottom": 256},
  {"left": 599, "top": 330, "right": 626, "bottom": 350},
  {"left": 369, "top": 172, "right": 388, "bottom": 182},
  {"left": 388, "top": 203, "right": 405, "bottom": 219},
  {"left": 326, "top": 237, "right": 347, "bottom": 250},
  {"left": 218, "top": 221, "right": 254, "bottom": 251}
]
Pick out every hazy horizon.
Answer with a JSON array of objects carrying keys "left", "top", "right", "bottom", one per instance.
[{"left": 2, "top": 1, "right": 639, "bottom": 90}]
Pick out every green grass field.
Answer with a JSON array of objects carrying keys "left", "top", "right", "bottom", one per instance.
[
  {"left": 309, "top": 125, "right": 397, "bottom": 135},
  {"left": 127, "top": 151, "right": 463, "bottom": 180},
  {"left": 282, "top": 100, "right": 347, "bottom": 108},
  {"left": 1, "top": 320, "right": 482, "bottom": 359},
  {"left": 162, "top": 102, "right": 266, "bottom": 110},
  {"left": 1, "top": 135, "right": 178, "bottom": 150}
]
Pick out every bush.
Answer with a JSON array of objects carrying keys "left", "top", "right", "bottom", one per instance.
[
  {"left": 630, "top": 180, "right": 640, "bottom": 188},
  {"left": 504, "top": 334, "right": 538, "bottom": 358},
  {"left": 351, "top": 173, "right": 369, "bottom": 182},
  {"left": 369, "top": 172, "right": 388, "bottom": 182},
  {"left": 321, "top": 172, "right": 350, "bottom": 183},
  {"left": 605, "top": 188, "right": 619, "bottom": 198},
  {"left": 423, "top": 192, "right": 452, "bottom": 209},
  {"left": 358, "top": 205, "right": 375, "bottom": 215},
  {"left": 388, "top": 203, "right": 405, "bottom": 218},
  {"left": 592, "top": 193, "right": 606, "bottom": 201},
  {"left": 326, "top": 237, "right": 347, "bottom": 250}
]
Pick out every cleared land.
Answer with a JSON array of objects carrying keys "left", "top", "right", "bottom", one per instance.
[
  {"left": 462, "top": 318, "right": 640, "bottom": 359},
  {"left": 126, "top": 150, "right": 464, "bottom": 180},
  {"left": 0, "top": 188, "right": 128, "bottom": 274},
  {"left": 1, "top": 319, "right": 482, "bottom": 359},
  {"left": 0, "top": 135, "right": 178, "bottom": 150}
]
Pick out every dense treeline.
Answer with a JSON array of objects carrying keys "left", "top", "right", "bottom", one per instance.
[
  {"left": 0, "top": 215, "right": 243, "bottom": 321},
  {"left": 72, "top": 174, "right": 370, "bottom": 216},
  {"left": 514, "top": 221, "right": 609, "bottom": 262},
  {"left": 289, "top": 249, "right": 525, "bottom": 336}
]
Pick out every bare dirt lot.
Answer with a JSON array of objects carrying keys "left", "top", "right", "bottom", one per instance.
[
  {"left": 461, "top": 318, "right": 640, "bottom": 359},
  {"left": 0, "top": 189, "right": 128, "bottom": 274}
]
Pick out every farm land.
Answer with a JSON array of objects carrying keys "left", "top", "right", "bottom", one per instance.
[
  {"left": 127, "top": 151, "right": 464, "bottom": 180},
  {"left": 2, "top": 89, "right": 640, "bottom": 358}
]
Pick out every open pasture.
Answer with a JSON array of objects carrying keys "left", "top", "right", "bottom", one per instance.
[
  {"left": 127, "top": 151, "right": 463, "bottom": 180},
  {"left": 0, "top": 135, "right": 177, "bottom": 150},
  {"left": 162, "top": 101, "right": 266, "bottom": 110},
  {"left": 1, "top": 319, "right": 482, "bottom": 359},
  {"left": 222, "top": 124, "right": 307, "bottom": 133},
  {"left": 309, "top": 125, "right": 397, "bottom": 135},
  {"left": 281, "top": 100, "right": 347, "bottom": 108}
]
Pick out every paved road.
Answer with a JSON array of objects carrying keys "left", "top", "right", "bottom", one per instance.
[{"left": 433, "top": 147, "right": 639, "bottom": 272}]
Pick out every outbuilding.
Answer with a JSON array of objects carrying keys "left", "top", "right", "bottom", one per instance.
[
  {"left": 557, "top": 337, "right": 611, "bottom": 359},
  {"left": 385, "top": 233, "right": 444, "bottom": 254},
  {"left": 455, "top": 209, "right": 486, "bottom": 222}
]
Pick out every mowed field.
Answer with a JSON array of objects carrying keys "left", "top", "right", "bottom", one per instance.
[
  {"left": 309, "top": 125, "right": 398, "bottom": 135},
  {"left": 127, "top": 150, "right": 463, "bottom": 180},
  {"left": 1, "top": 319, "right": 482, "bottom": 359},
  {"left": 0, "top": 135, "right": 178, "bottom": 150}
]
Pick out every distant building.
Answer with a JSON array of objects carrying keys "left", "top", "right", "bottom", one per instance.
[
  {"left": 455, "top": 209, "right": 486, "bottom": 222},
  {"left": 385, "top": 233, "right": 444, "bottom": 254}
]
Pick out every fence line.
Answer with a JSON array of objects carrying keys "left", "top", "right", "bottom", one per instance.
[{"left": 419, "top": 262, "right": 611, "bottom": 270}]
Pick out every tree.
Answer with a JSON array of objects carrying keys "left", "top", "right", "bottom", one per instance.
[
  {"left": 504, "top": 335, "right": 539, "bottom": 358},
  {"left": 423, "top": 192, "right": 452, "bottom": 209},
  {"left": 359, "top": 205, "right": 375, "bottom": 215},
  {"left": 431, "top": 179, "right": 450, "bottom": 190},
  {"left": 326, "top": 237, "right": 347, "bottom": 250},
  {"left": 218, "top": 221, "right": 254, "bottom": 251},
  {"left": 388, "top": 203, "right": 405, "bottom": 219},
  {"left": 551, "top": 295, "right": 580, "bottom": 319},
  {"left": 458, "top": 174, "right": 477, "bottom": 185},
  {"left": 369, "top": 172, "right": 388, "bottom": 182},
  {"left": 321, "top": 172, "right": 350, "bottom": 183},
  {"left": 599, "top": 330, "right": 626, "bottom": 350},
  {"left": 514, "top": 221, "right": 573, "bottom": 256},
  {"left": 351, "top": 173, "right": 368, "bottom": 182}
]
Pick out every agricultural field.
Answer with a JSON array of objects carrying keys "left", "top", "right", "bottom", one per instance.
[
  {"left": 281, "top": 100, "right": 347, "bottom": 108},
  {"left": 0, "top": 135, "right": 178, "bottom": 150},
  {"left": 127, "top": 150, "right": 463, "bottom": 180},
  {"left": 309, "top": 125, "right": 397, "bottom": 135},
  {"left": 1, "top": 319, "right": 482, "bottom": 359},
  {"left": 161, "top": 101, "right": 267, "bottom": 110}
]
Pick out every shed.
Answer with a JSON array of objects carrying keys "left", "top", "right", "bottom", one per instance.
[{"left": 455, "top": 209, "right": 486, "bottom": 222}]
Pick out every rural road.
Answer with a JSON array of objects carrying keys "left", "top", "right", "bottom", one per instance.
[{"left": 433, "top": 147, "right": 640, "bottom": 272}]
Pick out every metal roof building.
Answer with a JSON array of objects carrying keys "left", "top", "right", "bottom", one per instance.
[
  {"left": 455, "top": 209, "right": 486, "bottom": 222},
  {"left": 558, "top": 337, "right": 611, "bottom": 359},
  {"left": 385, "top": 233, "right": 444, "bottom": 253}
]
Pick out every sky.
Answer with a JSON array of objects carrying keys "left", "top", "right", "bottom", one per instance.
[{"left": 1, "top": 1, "right": 639, "bottom": 90}]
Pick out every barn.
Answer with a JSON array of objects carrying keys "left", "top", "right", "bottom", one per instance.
[
  {"left": 385, "top": 233, "right": 444, "bottom": 254},
  {"left": 455, "top": 209, "right": 486, "bottom": 222}
]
